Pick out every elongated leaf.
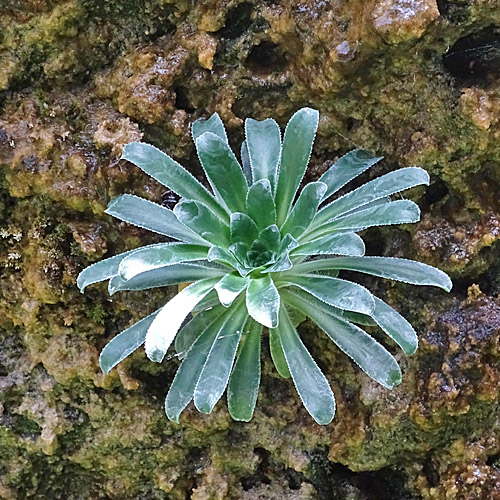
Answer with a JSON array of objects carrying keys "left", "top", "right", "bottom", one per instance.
[
  {"left": 283, "top": 275, "right": 375, "bottom": 315},
  {"left": 246, "top": 180, "right": 277, "bottom": 230},
  {"left": 274, "top": 306, "right": 335, "bottom": 425},
  {"left": 194, "top": 301, "right": 248, "bottom": 413},
  {"left": 145, "top": 278, "right": 219, "bottom": 362},
  {"left": 292, "top": 233, "right": 365, "bottom": 257},
  {"left": 215, "top": 274, "right": 249, "bottom": 306},
  {"left": 196, "top": 132, "right": 248, "bottom": 213},
  {"left": 262, "top": 233, "right": 298, "bottom": 273},
  {"left": 230, "top": 213, "right": 259, "bottom": 248},
  {"left": 174, "top": 200, "right": 230, "bottom": 247},
  {"left": 121, "top": 142, "right": 227, "bottom": 221},
  {"left": 241, "top": 140, "right": 253, "bottom": 185},
  {"left": 289, "top": 256, "right": 452, "bottom": 291},
  {"left": 314, "top": 167, "right": 429, "bottom": 226},
  {"left": 275, "top": 108, "right": 319, "bottom": 225},
  {"left": 342, "top": 310, "right": 377, "bottom": 326},
  {"left": 107, "top": 262, "right": 224, "bottom": 295},
  {"left": 207, "top": 246, "right": 241, "bottom": 269},
  {"left": 285, "top": 290, "right": 401, "bottom": 389},
  {"left": 371, "top": 296, "right": 418, "bottom": 355},
  {"left": 100, "top": 310, "right": 160, "bottom": 374},
  {"left": 319, "top": 149, "right": 383, "bottom": 201},
  {"left": 245, "top": 118, "right": 281, "bottom": 191},
  {"left": 269, "top": 327, "right": 290, "bottom": 378},
  {"left": 192, "top": 112, "right": 228, "bottom": 144},
  {"left": 119, "top": 243, "right": 209, "bottom": 280},
  {"left": 165, "top": 311, "right": 230, "bottom": 423},
  {"left": 281, "top": 182, "right": 327, "bottom": 238},
  {"left": 77, "top": 247, "right": 142, "bottom": 291},
  {"left": 105, "top": 194, "right": 207, "bottom": 245},
  {"left": 246, "top": 274, "right": 280, "bottom": 328},
  {"left": 228, "top": 318, "right": 262, "bottom": 421},
  {"left": 174, "top": 304, "right": 226, "bottom": 358},
  {"left": 308, "top": 200, "right": 420, "bottom": 240}
]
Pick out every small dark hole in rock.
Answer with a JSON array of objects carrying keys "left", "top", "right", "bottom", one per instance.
[
  {"left": 218, "top": 2, "right": 253, "bottom": 39},
  {"left": 426, "top": 178, "right": 449, "bottom": 206},
  {"left": 175, "top": 86, "right": 195, "bottom": 113},
  {"left": 423, "top": 461, "right": 440, "bottom": 487},
  {"left": 246, "top": 41, "right": 286, "bottom": 72},
  {"left": 443, "top": 26, "right": 500, "bottom": 86}
]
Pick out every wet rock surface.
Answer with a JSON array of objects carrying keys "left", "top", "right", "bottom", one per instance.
[{"left": 1, "top": 0, "right": 500, "bottom": 498}]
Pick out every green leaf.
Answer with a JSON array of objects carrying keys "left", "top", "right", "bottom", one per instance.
[
  {"left": 315, "top": 167, "right": 429, "bottom": 226},
  {"left": 275, "top": 108, "right": 319, "bottom": 225},
  {"left": 319, "top": 149, "right": 383, "bottom": 200},
  {"left": 207, "top": 246, "right": 241, "bottom": 269},
  {"left": 262, "top": 233, "right": 298, "bottom": 273},
  {"left": 342, "top": 310, "right": 377, "bottom": 326},
  {"left": 281, "top": 182, "right": 327, "bottom": 238},
  {"left": 107, "top": 262, "right": 224, "bottom": 295},
  {"left": 285, "top": 290, "right": 402, "bottom": 389},
  {"left": 118, "top": 243, "right": 209, "bottom": 281},
  {"left": 246, "top": 274, "right": 280, "bottom": 328},
  {"left": 104, "top": 194, "right": 207, "bottom": 245},
  {"left": 245, "top": 118, "right": 281, "bottom": 191},
  {"left": 174, "top": 304, "right": 226, "bottom": 358},
  {"left": 192, "top": 112, "right": 228, "bottom": 144},
  {"left": 289, "top": 256, "right": 453, "bottom": 291},
  {"left": 246, "top": 180, "right": 277, "bottom": 230},
  {"left": 145, "top": 278, "right": 219, "bottom": 362},
  {"left": 308, "top": 200, "right": 420, "bottom": 240},
  {"left": 99, "top": 309, "right": 160, "bottom": 374},
  {"left": 230, "top": 213, "right": 259, "bottom": 248},
  {"left": 215, "top": 274, "right": 249, "bottom": 306},
  {"left": 194, "top": 301, "right": 248, "bottom": 413},
  {"left": 174, "top": 200, "right": 230, "bottom": 247},
  {"left": 269, "top": 327, "right": 290, "bottom": 378},
  {"left": 370, "top": 297, "right": 418, "bottom": 355},
  {"left": 240, "top": 140, "right": 253, "bottom": 185},
  {"left": 227, "top": 318, "right": 262, "bottom": 421},
  {"left": 292, "top": 233, "right": 365, "bottom": 257},
  {"left": 256, "top": 225, "right": 281, "bottom": 253},
  {"left": 282, "top": 275, "right": 375, "bottom": 315},
  {"left": 165, "top": 311, "right": 231, "bottom": 423},
  {"left": 121, "top": 142, "right": 228, "bottom": 221},
  {"left": 77, "top": 247, "right": 142, "bottom": 291},
  {"left": 274, "top": 306, "right": 335, "bottom": 425},
  {"left": 196, "top": 132, "right": 248, "bottom": 213}
]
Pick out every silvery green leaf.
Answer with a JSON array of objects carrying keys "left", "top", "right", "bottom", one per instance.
[
  {"left": 192, "top": 112, "right": 228, "bottom": 144},
  {"left": 282, "top": 275, "right": 375, "bottom": 315},
  {"left": 308, "top": 200, "right": 420, "bottom": 240},
  {"left": 262, "top": 233, "right": 298, "bottom": 274},
  {"left": 121, "top": 142, "right": 228, "bottom": 221},
  {"left": 228, "top": 318, "right": 262, "bottom": 421},
  {"left": 370, "top": 296, "right": 418, "bottom": 355},
  {"left": 274, "top": 306, "right": 335, "bottom": 425},
  {"left": 285, "top": 290, "right": 401, "bottom": 389},
  {"left": 100, "top": 309, "right": 160, "bottom": 374},
  {"left": 118, "top": 243, "right": 209, "bottom": 280},
  {"left": 207, "top": 246, "right": 241, "bottom": 269},
  {"left": 230, "top": 213, "right": 259, "bottom": 248},
  {"left": 342, "top": 310, "right": 377, "bottom": 326},
  {"left": 174, "top": 200, "right": 230, "bottom": 247},
  {"left": 292, "top": 233, "right": 365, "bottom": 257},
  {"left": 269, "top": 328, "right": 290, "bottom": 378},
  {"left": 281, "top": 182, "right": 327, "bottom": 238},
  {"left": 107, "top": 262, "right": 224, "bottom": 295},
  {"left": 256, "top": 225, "right": 281, "bottom": 253},
  {"left": 275, "top": 108, "right": 319, "bottom": 225},
  {"left": 287, "top": 304, "right": 307, "bottom": 328},
  {"left": 165, "top": 311, "right": 231, "bottom": 423},
  {"left": 145, "top": 278, "right": 219, "bottom": 363},
  {"left": 174, "top": 304, "right": 226, "bottom": 358},
  {"left": 290, "top": 256, "right": 452, "bottom": 291},
  {"left": 194, "top": 301, "right": 248, "bottom": 413},
  {"left": 105, "top": 194, "right": 207, "bottom": 245},
  {"left": 246, "top": 180, "right": 277, "bottom": 230},
  {"left": 196, "top": 132, "right": 248, "bottom": 213},
  {"left": 240, "top": 140, "right": 253, "bottom": 185},
  {"left": 314, "top": 167, "right": 429, "bottom": 226},
  {"left": 246, "top": 274, "right": 280, "bottom": 328},
  {"left": 245, "top": 118, "right": 281, "bottom": 192},
  {"left": 215, "top": 274, "right": 249, "bottom": 306},
  {"left": 319, "top": 149, "right": 383, "bottom": 200}
]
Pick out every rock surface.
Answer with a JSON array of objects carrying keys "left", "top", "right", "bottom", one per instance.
[{"left": 1, "top": 0, "right": 500, "bottom": 498}]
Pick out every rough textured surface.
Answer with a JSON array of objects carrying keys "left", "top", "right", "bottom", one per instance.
[{"left": 1, "top": 0, "right": 500, "bottom": 498}]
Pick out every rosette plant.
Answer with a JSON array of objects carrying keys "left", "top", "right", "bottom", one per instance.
[{"left": 78, "top": 108, "right": 452, "bottom": 425}]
